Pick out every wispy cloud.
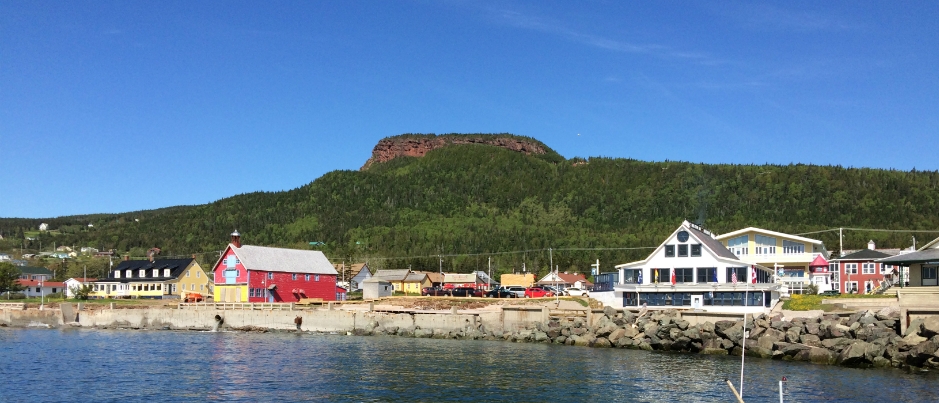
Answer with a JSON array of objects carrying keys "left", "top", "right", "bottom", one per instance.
[
  {"left": 490, "top": 8, "right": 725, "bottom": 66},
  {"left": 721, "top": 3, "right": 863, "bottom": 32}
]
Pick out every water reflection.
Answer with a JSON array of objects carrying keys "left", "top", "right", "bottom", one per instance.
[{"left": 2, "top": 328, "right": 938, "bottom": 402}]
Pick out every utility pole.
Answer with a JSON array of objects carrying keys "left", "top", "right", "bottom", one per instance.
[{"left": 487, "top": 257, "right": 491, "bottom": 290}]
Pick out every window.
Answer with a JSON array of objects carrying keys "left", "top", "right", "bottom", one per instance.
[
  {"left": 726, "top": 267, "right": 747, "bottom": 283},
  {"left": 115, "top": 271, "right": 121, "bottom": 279},
  {"left": 882, "top": 264, "right": 893, "bottom": 274},
  {"left": 139, "top": 269, "right": 146, "bottom": 277},
  {"left": 186, "top": 271, "right": 190, "bottom": 277},
  {"left": 727, "top": 235, "right": 748, "bottom": 256},
  {"left": 191, "top": 284, "right": 195, "bottom": 291},
  {"left": 164, "top": 269, "right": 170, "bottom": 277},
  {"left": 197, "top": 271, "right": 201, "bottom": 278},
  {"left": 172, "top": 284, "right": 176, "bottom": 292},
  {"left": 782, "top": 240, "right": 804, "bottom": 254},
  {"left": 664, "top": 245, "right": 675, "bottom": 257},
  {"left": 292, "top": 273, "right": 298, "bottom": 280},
  {"left": 829, "top": 263, "right": 838, "bottom": 273},
  {"left": 862, "top": 263, "right": 876, "bottom": 274},
  {"left": 200, "top": 285, "right": 204, "bottom": 291},
  {"left": 249, "top": 288, "right": 255, "bottom": 298},
  {"left": 846, "top": 281, "right": 858, "bottom": 293},
  {"left": 677, "top": 245, "right": 688, "bottom": 257},
  {"left": 697, "top": 267, "right": 717, "bottom": 283},
  {"left": 652, "top": 268, "right": 668, "bottom": 283},
  {"left": 845, "top": 263, "right": 858, "bottom": 274},
  {"left": 755, "top": 235, "right": 776, "bottom": 254},
  {"left": 672, "top": 292, "right": 691, "bottom": 306},
  {"left": 622, "top": 269, "right": 642, "bottom": 284},
  {"left": 305, "top": 274, "right": 311, "bottom": 281},
  {"left": 675, "top": 268, "right": 693, "bottom": 283},
  {"left": 268, "top": 272, "right": 274, "bottom": 280},
  {"left": 690, "top": 244, "right": 702, "bottom": 257},
  {"left": 315, "top": 275, "right": 320, "bottom": 282},
  {"left": 922, "top": 266, "right": 938, "bottom": 286},
  {"left": 126, "top": 270, "right": 131, "bottom": 278}
]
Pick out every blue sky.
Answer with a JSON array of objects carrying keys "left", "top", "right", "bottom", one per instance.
[{"left": 2, "top": 1, "right": 937, "bottom": 218}]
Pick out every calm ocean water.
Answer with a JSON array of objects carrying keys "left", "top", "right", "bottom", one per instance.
[{"left": 1, "top": 328, "right": 937, "bottom": 402}]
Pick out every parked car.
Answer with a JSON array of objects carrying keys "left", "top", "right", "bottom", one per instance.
[
  {"left": 505, "top": 286, "right": 527, "bottom": 298},
  {"left": 524, "top": 286, "right": 554, "bottom": 298},
  {"left": 449, "top": 287, "right": 483, "bottom": 297},
  {"left": 421, "top": 287, "right": 449, "bottom": 296},
  {"left": 485, "top": 287, "right": 517, "bottom": 298},
  {"left": 564, "top": 287, "right": 589, "bottom": 297},
  {"left": 542, "top": 285, "right": 563, "bottom": 295}
]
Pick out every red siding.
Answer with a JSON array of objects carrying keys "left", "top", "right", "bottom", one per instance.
[
  {"left": 837, "top": 261, "right": 887, "bottom": 293},
  {"left": 248, "top": 270, "right": 337, "bottom": 302},
  {"left": 213, "top": 247, "right": 248, "bottom": 285}
]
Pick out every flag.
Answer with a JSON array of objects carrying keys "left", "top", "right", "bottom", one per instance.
[
  {"left": 711, "top": 268, "right": 718, "bottom": 283},
  {"left": 654, "top": 269, "right": 659, "bottom": 284},
  {"left": 732, "top": 270, "right": 738, "bottom": 284},
  {"left": 750, "top": 266, "right": 757, "bottom": 284},
  {"left": 670, "top": 269, "right": 676, "bottom": 285},
  {"left": 637, "top": 271, "right": 643, "bottom": 284}
]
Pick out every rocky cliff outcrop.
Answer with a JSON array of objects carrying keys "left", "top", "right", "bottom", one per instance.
[{"left": 361, "top": 134, "right": 553, "bottom": 170}]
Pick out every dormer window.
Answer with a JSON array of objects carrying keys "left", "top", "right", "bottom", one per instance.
[
  {"left": 139, "top": 269, "right": 146, "bottom": 277},
  {"left": 164, "top": 269, "right": 170, "bottom": 277},
  {"left": 153, "top": 269, "right": 159, "bottom": 277},
  {"left": 664, "top": 245, "right": 675, "bottom": 257},
  {"left": 115, "top": 271, "right": 121, "bottom": 279},
  {"left": 126, "top": 270, "right": 132, "bottom": 278}
]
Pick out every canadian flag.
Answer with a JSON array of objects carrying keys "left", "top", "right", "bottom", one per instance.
[{"left": 750, "top": 266, "right": 757, "bottom": 284}]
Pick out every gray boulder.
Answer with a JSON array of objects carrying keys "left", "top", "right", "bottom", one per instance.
[
  {"left": 905, "top": 318, "right": 925, "bottom": 337},
  {"left": 593, "top": 337, "right": 612, "bottom": 348},
  {"left": 800, "top": 334, "right": 822, "bottom": 348}
]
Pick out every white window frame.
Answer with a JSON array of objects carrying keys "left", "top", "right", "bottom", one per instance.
[
  {"left": 782, "top": 240, "right": 804, "bottom": 254},
  {"left": 115, "top": 271, "right": 121, "bottom": 279},
  {"left": 861, "top": 263, "right": 876, "bottom": 275},
  {"left": 845, "top": 263, "right": 858, "bottom": 274},
  {"left": 881, "top": 264, "right": 893, "bottom": 274},
  {"left": 755, "top": 235, "right": 776, "bottom": 255},
  {"left": 727, "top": 235, "right": 748, "bottom": 256},
  {"left": 846, "top": 281, "right": 858, "bottom": 293},
  {"left": 139, "top": 269, "right": 146, "bottom": 277}
]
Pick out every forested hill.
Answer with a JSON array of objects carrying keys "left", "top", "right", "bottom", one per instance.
[{"left": 2, "top": 133, "right": 938, "bottom": 278}]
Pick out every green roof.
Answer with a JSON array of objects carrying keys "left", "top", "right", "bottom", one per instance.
[{"left": 18, "top": 266, "right": 52, "bottom": 275}]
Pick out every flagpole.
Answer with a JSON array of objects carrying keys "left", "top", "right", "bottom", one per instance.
[{"left": 740, "top": 266, "right": 751, "bottom": 399}]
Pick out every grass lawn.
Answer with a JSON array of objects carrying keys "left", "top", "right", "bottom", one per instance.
[{"left": 782, "top": 293, "right": 896, "bottom": 311}]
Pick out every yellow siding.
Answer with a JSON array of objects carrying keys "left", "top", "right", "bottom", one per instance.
[
  {"left": 176, "top": 262, "right": 211, "bottom": 298},
  {"left": 214, "top": 285, "right": 248, "bottom": 302}
]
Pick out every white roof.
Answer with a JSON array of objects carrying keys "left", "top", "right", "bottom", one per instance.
[
  {"left": 714, "top": 227, "right": 823, "bottom": 245},
  {"left": 230, "top": 244, "right": 337, "bottom": 275}
]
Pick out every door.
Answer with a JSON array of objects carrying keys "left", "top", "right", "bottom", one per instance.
[{"left": 691, "top": 295, "right": 703, "bottom": 309}]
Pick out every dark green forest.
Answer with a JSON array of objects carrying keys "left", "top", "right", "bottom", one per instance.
[{"left": 2, "top": 134, "right": 938, "bottom": 280}]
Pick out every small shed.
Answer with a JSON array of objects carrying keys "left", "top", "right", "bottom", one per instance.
[{"left": 362, "top": 278, "right": 393, "bottom": 300}]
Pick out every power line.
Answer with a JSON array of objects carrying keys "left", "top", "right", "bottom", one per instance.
[{"left": 795, "top": 227, "right": 939, "bottom": 236}]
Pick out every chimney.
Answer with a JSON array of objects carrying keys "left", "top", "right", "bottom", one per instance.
[
  {"left": 192, "top": 254, "right": 197, "bottom": 260},
  {"left": 231, "top": 230, "right": 242, "bottom": 248},
  {"left": 124, "top": 255, "right": 129, "bottom": 261},
  {"left": 868, "top": 240, "right": 875, "bottom": 250}
]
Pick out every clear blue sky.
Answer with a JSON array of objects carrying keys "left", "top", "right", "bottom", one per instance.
[{"left": 2, "top": 1, "right": 937, "bottom": 218}]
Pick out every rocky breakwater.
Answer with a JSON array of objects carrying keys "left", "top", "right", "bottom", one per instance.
[{"left": 477, "top": 306, "right": 939, "bottom": 371}]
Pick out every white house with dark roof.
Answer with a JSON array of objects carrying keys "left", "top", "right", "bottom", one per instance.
[{"left": 610, "top": 221, "right": 780, "bottom": 313}]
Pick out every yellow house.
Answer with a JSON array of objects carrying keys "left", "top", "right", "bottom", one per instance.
[
  {"left": 714, "top": 227, "right": 829, "bottom": 294},
  {"left": 401, "top": 273, "right": 431, "bottom": 294},
  {"left": 174, "top": 263, "right": 213, "bottom": 300},
  {"left": 91, "top": 257, "right": 207, "bottom": 299},
  {"left": 371, "top": 269, "right": 412, "bottom": 292}
]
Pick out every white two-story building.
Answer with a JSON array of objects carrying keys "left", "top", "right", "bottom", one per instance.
[
  {"left": 714, "top": 227, "right": 831, "bottom": 294},
  {"left": 611, "top": 221, "right": 781, "bottom": 314}
]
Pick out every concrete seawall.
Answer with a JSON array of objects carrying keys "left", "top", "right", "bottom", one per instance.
[{"left": 0, "top": 304, "right": 536, "bottom": 334}]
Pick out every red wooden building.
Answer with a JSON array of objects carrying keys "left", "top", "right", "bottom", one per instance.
[
  {"left": 831, "top": 242, "right": 895, "bottom": 294},
  {"left": 212, "top": 231, "right": 338, "bottom": 303}
]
